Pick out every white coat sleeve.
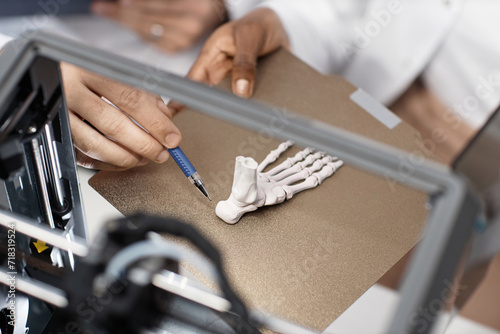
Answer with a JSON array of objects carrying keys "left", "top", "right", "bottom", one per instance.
[
  {"left": 0, "top": 33, "right": 13, "bottom": 50},
  {"left": 225, "top": 0, "right": 264, "bottom": 20},
  {"left": 257, "top": 0, "right": 365, "bottom": 75}
]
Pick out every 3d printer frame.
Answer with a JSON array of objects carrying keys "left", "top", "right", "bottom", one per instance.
[{"left": 0, "top": 31, "right": 481, "bottom": 334}]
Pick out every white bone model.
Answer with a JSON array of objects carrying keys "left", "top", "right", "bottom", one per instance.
[{"left": 216, "top": 141, "right": 344, "bottom": 224}]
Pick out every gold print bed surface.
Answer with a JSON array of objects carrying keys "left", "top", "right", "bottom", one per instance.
[{"left": 90, "top": 50, "right": 429, "bottom": 331}]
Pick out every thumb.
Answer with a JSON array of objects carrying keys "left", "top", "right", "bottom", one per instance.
[{"left": 231, "top": 23, "right": 263, "bottom": 98}]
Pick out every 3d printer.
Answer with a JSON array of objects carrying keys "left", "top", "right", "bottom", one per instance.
[{"left": 0, "top": 31, "right": 492, "bottom": 334}]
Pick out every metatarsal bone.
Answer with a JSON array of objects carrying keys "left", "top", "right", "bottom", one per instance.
[
  {"left": 271, "top": 152, "right": 324, "bottom": 181},
  {"left": 262, "top": 147, "right": 314, "bottom": 177},
  {"left": 275, "top": 156, "right": 335, "bottom": 186},
  {"left": 282, "top": 160, "right": 344, "bottom": 200},
  {"left": 257, "top": 140, "right": 294, "bottom": 173}
]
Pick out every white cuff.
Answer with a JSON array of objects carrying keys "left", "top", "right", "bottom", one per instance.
[{"left": 0, "top": 33, "right": 13, "bottom": 50}]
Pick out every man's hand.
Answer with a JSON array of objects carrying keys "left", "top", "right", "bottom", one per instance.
[
  {"left": 92, "top": 0, "right": 227, "bottom": 53},
  {"left": 187, "top": 8, "right": 289, "bottom": 99},
  {"left": 61, "top": 63, "right": 181, "bottom": 171}
]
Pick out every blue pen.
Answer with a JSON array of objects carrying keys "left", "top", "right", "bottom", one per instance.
[
  {"left": 99, "top": 99, "right": 210, "bottom": 199},
  {"left": 168, "top": 147, "right": 211, "bottom": 201}
]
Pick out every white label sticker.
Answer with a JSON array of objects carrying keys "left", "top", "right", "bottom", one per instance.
[{"left": 350, "top": 89, "right": 401, "bottom": 129}]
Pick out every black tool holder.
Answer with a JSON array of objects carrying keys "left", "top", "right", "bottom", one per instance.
[
  {"left": 0, "top": 45, "right": 87, "bottom": 334},
  {"left": 45, "top": 214, "right": 258, "bottom": 334},
  {"left": 0, "top": 54, "right": 87, "bottom": 259}
]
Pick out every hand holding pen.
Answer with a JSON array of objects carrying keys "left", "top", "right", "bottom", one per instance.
[{"left": 62, "top": 63, "right": 182, "bottom": 171}]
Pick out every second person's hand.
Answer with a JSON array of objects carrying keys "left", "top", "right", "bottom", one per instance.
[{"left": 187, "top": 8, "right": 289, "bottom": 99}]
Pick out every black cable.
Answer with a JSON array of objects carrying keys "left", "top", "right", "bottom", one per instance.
[{"left": 109, "top": 214, "right": 254, "bottom": 332}]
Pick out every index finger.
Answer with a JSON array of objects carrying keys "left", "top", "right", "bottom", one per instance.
[
  {"left": 187, "top": 24, "right": 236, "bottom": 82},
  {"left": 82, "top": 74, "right": 182, "bottom": 149},
  {"left": 170, "top": 27, "right": 234, "bottom": 114}
]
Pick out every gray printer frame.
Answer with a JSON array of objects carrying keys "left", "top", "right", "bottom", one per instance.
[{"left": 0, "top": 31, "right": 482, "bottom": 334}]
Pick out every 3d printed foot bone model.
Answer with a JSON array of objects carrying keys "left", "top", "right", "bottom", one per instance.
[{"left": 216, "top": 141, "right": 344, "bottom": 224}]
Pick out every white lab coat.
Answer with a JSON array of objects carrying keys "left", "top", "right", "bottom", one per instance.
[
  {"left": 227, "top": 0, "right": 500, "bottom": 128},
  {"left": 0, "top": 33, "right": 12, "bottom": 48}
]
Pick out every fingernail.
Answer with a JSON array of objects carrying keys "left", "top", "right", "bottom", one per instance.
[
  {"left": 156, "top": 150, "right": 170, "bottom": 163},
  {"left": 139, "top": 158, "right": 149, "bottom": 166},
  {"left": 235, "top": 79, "right": 250, "bottom": 97},
  {"left": 165, "top": 134, "right": 180, "bottom": 148}
]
